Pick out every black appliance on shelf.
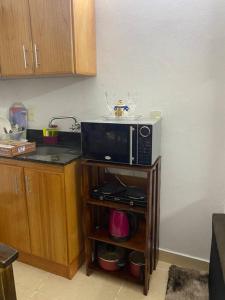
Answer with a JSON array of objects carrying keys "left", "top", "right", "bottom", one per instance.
[
  {"left": 81, "top": 118, "right": 161, "bottom": 166},
  {"left": 91, "top": 182, "right": 147, "bottom": 207}
]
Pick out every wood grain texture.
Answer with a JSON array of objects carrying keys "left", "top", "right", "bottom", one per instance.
[
  {"left": 81, "top": 160, "right": 152, "bottom": 171},
  {"left": 25, "top": 168, "right": 68, "bottom": 265},
  {"left": 64, "top": 161, "right": 84, "bottom": 264},
  {"left": 0, "top": 0, "right": 34, "bottom": 76},
  {"left": 88, "top": 227, "right": 146, "bottom": 252},
  {"left": 0, "top": 158, "right": 64, "bottom": 172},
  {"left": 86, "top": 198, "right": 146, "bottom": 215},
  {"left": 0, "top": 0, "right": 96, "bottom": 77},
  {"left": 28, "top": 0, "right": 74, "bottom": 75},
  {"left": 154, "top": 161, "right": 161, "bottom": 269},
  {"left": 72, "top": 0, "right": 96, "bottom": 75},
  {"left": 0, "top": 158, "right": 84, "bottom": 278},
  {"left": 19, "top": 251, "right": 82, "bottom": 279},
  {"left": 144, "top": 170, "right": 152, "bottom": 295},
  {"left": 0, "top": 165, "right": 31, "bottom": 253},
  {"left": 81, "top": 158, "right": 161, "bottom": 296}
]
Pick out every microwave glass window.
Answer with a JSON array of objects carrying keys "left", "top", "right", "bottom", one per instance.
[{"left": 88, "top": 127, "right": 129, "bottom": 156}]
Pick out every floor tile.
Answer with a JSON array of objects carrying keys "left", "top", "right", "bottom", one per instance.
[{"left": 14, "top": 261, "right": 169, "bottom": 300}]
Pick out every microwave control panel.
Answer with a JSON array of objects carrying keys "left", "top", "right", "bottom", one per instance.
[{"left": 138, "top": 125, "right": 152, "bottom": 165}]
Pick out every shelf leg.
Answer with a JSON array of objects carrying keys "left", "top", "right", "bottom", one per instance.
[
  {"left": 86, "top": 265, "right": 92, "bottom": 276},
  {"left": 143, "top": 278, "right": 150, "bottom": 296},
  {"left": 154, "top": 160, "right": 161, "bottom": 270},
  {"left": 151, "top": 168, "right": 157, "bottom": 273}
]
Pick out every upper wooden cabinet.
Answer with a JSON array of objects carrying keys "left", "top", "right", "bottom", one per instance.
[
  {"left": 0, "top": 0, "right": 34, "bottom": 76},
  {"left": 0, "top": 0, "right": 96, "bottom": 77},
  {"left": 28, "top": 0, "right": 73, "bottom": 75}
]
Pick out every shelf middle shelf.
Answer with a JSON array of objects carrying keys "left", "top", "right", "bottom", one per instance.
[
  {"left": 88, "top": 228, "right": 146, "bottom": 253},
  {"left": 86, "top": 198, "right": 147, "bottom": 215}
]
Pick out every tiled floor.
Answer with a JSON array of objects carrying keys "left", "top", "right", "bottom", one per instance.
[{"left": 13, "top": 261, "right": 170, "bottom": 300}]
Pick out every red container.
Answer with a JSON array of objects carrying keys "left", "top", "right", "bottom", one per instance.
[
  {"left": 98, "top": 256, "right": 120, "bottom": 271},
  {"left": 109, "top": 209, "right": 130, "bottom": 241},
  {"left": 109, "top": 209, "right": 138, "bottom": 242},
  {"left": 98, "top": 246, "right": 125, "bottom": 272},
  {"left": 129, "top": 251, "right": 145, "bottom": 279},
  {"left": 43, "top": 136, "right": 58, "bottom": 145}
]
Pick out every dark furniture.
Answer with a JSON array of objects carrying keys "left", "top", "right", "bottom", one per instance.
[
  {"left": 209, "top": 214, "right": 225, "bottom": 300},
  {"left": 0, "top": 243, "right": 18, "bottom": 300},
  {"left": 82, "top": 158, "right": 161, "bottom": 295}
]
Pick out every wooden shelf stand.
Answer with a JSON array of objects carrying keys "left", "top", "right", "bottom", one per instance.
[{"left": 82, "top": 158, "right": 161, "bottom": 296}]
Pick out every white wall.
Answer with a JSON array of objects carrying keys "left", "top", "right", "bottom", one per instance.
[{"left": 1, "top": 0, "right": 225, "bottom": 260}]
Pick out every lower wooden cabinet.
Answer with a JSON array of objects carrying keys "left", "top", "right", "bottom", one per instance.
[
  {"left": 0, "top": 165, "right": 30, "bottom": 253},
  {"left": 0, "top": 159, "right": 83, "bottom": 279},
  {"left": 24, "top": 169, "right": 68, "bottom": 265}
]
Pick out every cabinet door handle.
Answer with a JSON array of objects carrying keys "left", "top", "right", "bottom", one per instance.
[
  {"left": 14, "top": 176, "right": 19, "bottom": 194},
  {"left": 25, "top": 175, "right": 31, "bottom": 193},
  {"left": 22, "top": 45, "right": 28, "bottom": 69},
  {"left": 34, "top": 44, "right": 40, "bottom": 68}
]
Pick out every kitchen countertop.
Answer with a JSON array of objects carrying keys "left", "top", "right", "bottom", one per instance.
[
  {"left": 0, "top": 129, "right": 82, "bottom": 166},
  {"left": 16, "top": 144, "right": 81, "bottom": 165}
]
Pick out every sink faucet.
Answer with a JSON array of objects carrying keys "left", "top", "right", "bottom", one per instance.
[{"left": 48, "top": 116, "right": 81, "bottom": 132}]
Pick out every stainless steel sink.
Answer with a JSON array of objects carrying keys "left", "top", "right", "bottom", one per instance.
[
  {"left": 17, "top": 144, "right": 81, "bottom": 164},
  {"left": 35, "top": 145, "right": 80, "bottom": 156}
]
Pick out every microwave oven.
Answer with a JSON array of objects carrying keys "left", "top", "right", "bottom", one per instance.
[{"left": 81, "top": 119, "right": 161, "bottom": 166}]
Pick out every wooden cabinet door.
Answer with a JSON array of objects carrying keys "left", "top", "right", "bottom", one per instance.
[
  {"left": 28, "top": 0, "right": 73, "bottom": 75},
  {"left": 25, "top": 168, "right": 68, "bottom": 265},
  {"left": 0, "top": 0, "right": 34, "bottom": 76},
  {"left": 0, "top": 165, "right": 30, "bottom": 252}
]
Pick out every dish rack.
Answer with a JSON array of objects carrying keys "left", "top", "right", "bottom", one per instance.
[{"left": 0, "top": 130, "right": 26, "bottom": 141}]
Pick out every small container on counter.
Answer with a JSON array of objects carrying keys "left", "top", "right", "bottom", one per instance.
[{"left": 43, "top": 127, "right": 58, "bottom": 145}]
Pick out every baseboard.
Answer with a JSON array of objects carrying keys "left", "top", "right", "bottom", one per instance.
[{"left": 159, "top": 249, "right": 209, "bottom": 272}]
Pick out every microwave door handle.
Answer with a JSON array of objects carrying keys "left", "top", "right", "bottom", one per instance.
[{"left": 129, "top": 126, "right": 134, "bottom": 165}]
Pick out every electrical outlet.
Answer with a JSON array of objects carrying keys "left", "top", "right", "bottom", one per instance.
[{"left": 150, "top": 111, "right": 162, "bottom": 120}]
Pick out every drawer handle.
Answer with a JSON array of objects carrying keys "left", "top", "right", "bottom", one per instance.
[
  {"left": 22, "top": 45, "right": 28, "bottom": 69},
  {"left": 34, "top": 44, "right": 40, "bottom": 68}
]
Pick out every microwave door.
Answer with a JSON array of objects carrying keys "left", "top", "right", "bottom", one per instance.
[
  {"left": 82, "top": 123, "right": 137, "bottom": 164},
  {"left": 102, "top": 124, "right": 133, "bottom": 164},
  {"left": 102, "top": 124, "right": 137, "bottom": 164}
]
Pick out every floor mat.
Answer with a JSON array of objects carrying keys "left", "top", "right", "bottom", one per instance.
[{"left": 165, "top": 265, "right": 209, "bottom": 300}]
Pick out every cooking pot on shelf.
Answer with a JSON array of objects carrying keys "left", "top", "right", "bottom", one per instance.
[
  {"left": 97, "top": 244, "right": 126, "bottom": 272},
  {"left": 109, "top": 209, "right": 138, "bottom": 242},
  {"left": 129, "top": 251, "right": 145, "bottom": 280}
]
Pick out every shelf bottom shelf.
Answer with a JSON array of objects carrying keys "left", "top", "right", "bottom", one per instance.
[
  {"left": 88, "top": 228, "right": 146, "bottom": 253},
  {"left": 87, "top": 262, "right": 144, "bottom": 285}
]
